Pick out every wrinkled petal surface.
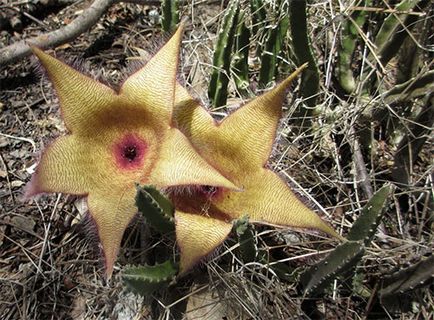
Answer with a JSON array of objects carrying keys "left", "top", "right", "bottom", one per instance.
[
  {"left": 32, "top": 47, "right": 117, "bottom": 135},
  {"left": 175, "top": 211, "right": 232, "bottom": 274},
  {"left": 120, "top": 28, "right": 181, "bottom": 126},
  {"left": 27, "top": 135, "right": 92, "bottom": 196},
  {"left": 149, "top": 128, "right": 237, "bottom": 190},
  {"left": 88, "top": 187, "right": 137, "bottom": 277}
]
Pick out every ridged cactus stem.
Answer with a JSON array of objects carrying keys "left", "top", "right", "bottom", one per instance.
[
  {"left": 161, "top": 0, "right": 179, "bottom": 33},
  {"left": 337, "top": 1, "right": 371, "bottom": 94},
  {"left": 250, "top": 0, "right": 267, "bottom": 40},
  {"left": 374, "top": 0, "right": 421, "bottom": 54},
  {"left": 259, "top": 5, "right": 289, "bottom": 87},
  {"left": 208, "top": 0, "right": 240, "bottom": 108},
  {"left": 289, "top": 0, "right": 320, "bottom": 111},
  {"left": 233, "top": 8, "right": 251, "bottom": 95}
]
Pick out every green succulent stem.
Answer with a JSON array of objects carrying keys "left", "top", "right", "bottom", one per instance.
[
  {"left": 233, "top": 9, "right": 251, "bottom": 95},
  {"left": 250, "top": 0, "right": 267, "bottom": 37},
  {"left": 374, "top": 0, "right": 421, "bottom": 54},
  {"left": 301, "top": 185, "right": 393, "bottom": 296},
  {"left": 376, "top": 0, "right": 431, "bottom": 66},
  {"left": 234, "top": 216, "right": 257, "bottom": 263},
  {"left": 347, "top": 184, "right": 393, "bottom": 244},
  {"left": 258, "top": 5, "right": 289, "bottom": 87},
  {"left": 380, "top": 255, "right": 434, "bottom": 298},
  {"left": 161, "top": 0, "right": 179, "bottom": 32},
  {"left": 337, "top": 1, "right": 371, "bottom": 94},
  {"left": 123, "top": 260, "right": 178, "bottom": 295},
  {"left": 289, "top": 0, "right": 320, "bottom": 111},
  {"left": 135, "top": 185, "right": 175, "bottom": 234},
  {"left": 208, "top": 0, "right": 240, "bottom": 108}
]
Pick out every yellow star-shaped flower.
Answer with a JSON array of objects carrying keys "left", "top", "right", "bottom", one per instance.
[
  {"left": 172, "top": 65, "right": 343, "bottom": 273},
  {"left": 26, "top": 27, "right": 237, "bottom": 278}
]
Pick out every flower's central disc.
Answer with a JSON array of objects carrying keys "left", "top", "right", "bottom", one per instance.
[
  {"left": 113, "top": 134, "right": 147, "bottom": 170},
  {"left": 123, "top": 145, "right": 137, "bottom": 162}
]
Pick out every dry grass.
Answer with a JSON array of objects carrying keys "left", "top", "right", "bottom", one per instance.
[{"left": 0, "top": 0, "right": 433, "bottom": 319}]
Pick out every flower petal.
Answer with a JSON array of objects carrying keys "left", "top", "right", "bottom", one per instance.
[
  {"left": 26, "top": 135, "right": 91, "bottom": 197},
  {"left": 171, "top": 65, "right": 342, "bottom": 240},
  {"left": 173, "top": 84, "right": 215, "bottom": 133},
  {"left": 148, "top": 128, "right": 238, "bottom": 190},
  {"left": 87, "top": 187, "right": 137, "bottom": 279},
  {"left": 170, "top": 170, "right": 342, "bottom": 239},
  {"left": 219, "top": 170, "right": 342, "bottom": 239},
  {"left": 175, "top": 211, "right": 232, "bottom": 274},
  {"left": 217, "top": 64, "right": 307, "bottom": 170},
  {"left": 120, "top": 25, "right": 183, "bottom": 125},
  {"left": 174, "top": 64, "right": 308, "bottom": 174},
  {"left": 32, "top": 47, "right": 117, "bottom": 134}
]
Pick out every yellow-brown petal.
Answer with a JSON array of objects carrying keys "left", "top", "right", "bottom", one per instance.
[
  {"left": 175, "top": 211, "right": 233, "bottom": 274},
  {"left": 26, "top": 135, "right": 91, "bottom": 197},
  {"left": 217, "top": 64, "right": 308, "bottom": 170},
  {"left": 174, "top": 64, "right": 308, "bottom": 174},
  {"left": 172, "top": 65, "right": 342, "bottom": 240},
  {"left": 87, "top": 187, "right": 137, "bottom": 279},
  {"left": 213, "top": 169, "right": 343, "bottom": 239},
  {"left": 32, "top": 47, "right": 117, "bottom": 134},
  {"left": 148, "top": 128, "right": 238, "bottom": 190},
  {"left": 173, "top": 84, "right": 215, "bottom": 134},
  {"left": 120, "top": 25, "right": 183, "bottom": 125}
]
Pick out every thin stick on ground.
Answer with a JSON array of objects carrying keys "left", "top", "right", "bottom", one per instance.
[{"left": 0, "top": 0, "right": 158, "bottom": 66}]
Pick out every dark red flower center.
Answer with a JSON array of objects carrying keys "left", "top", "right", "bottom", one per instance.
[
  {"left": 123, "top": 145, "right": 137, "bottom": 162},
  {"left": 114, "top": 134, "right": 147, "bottom": 170}
]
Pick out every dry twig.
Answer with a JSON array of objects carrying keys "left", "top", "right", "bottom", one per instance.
[{"left": 0, "top": 0, "right": 158, "bottom": 66}]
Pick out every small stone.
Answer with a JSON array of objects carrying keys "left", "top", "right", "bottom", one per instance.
[{"left": 11, "top": 180, "right": 24, "bottom": 188}]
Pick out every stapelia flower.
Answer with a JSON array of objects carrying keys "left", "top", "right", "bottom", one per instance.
[
  {"left": 26, "top": 27, "right": 238, "bottom": 278},
  {"left": 171, "top": 65, "right": 344, "bottom": 273}
]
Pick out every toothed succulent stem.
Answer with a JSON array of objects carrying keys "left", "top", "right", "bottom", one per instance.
[
  {"left": 379, "top": 254, "right": 434, "bottom": 298},
  {"left": 258, "top": 5, "right": 288, "bottom": 87},
  {"left": 234, "top": 216, "right": 257, "bottom": 263},
  {"left": 250, "top": 0, "right": 267, "bottom": 38},
  {"left": 347, "top": 184, "right": 393, "bottom": 244},
  {"left": 301, "top": 241, "right": 366, "bottom": 296},
  {"left": 377, "top": 0, "right": 429, "bottom": 66},
  {"left": 390, "top": 100, "right": 434, "bottom": 187},
  {"left": 135, "top": 185, "right": 175, "bottom": 234},
  {"left": 374, "top": 0, "right": 420, "bottom": 55},
  {"left": 123, "top": 260, "right": 178, "bottom": 295},
  {"left": 301, "top": 185, "right": 393, "bottom": 296},
  {"left": 208, "top": 0, "right": 240, "bottom": 108}
]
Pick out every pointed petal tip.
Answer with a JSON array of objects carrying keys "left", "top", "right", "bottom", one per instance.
[
  {"left": 174, "top": 21, "right": 185, "bottom": 35},
  {"left": 216, "top": 176, "right": 242, "bottom": 192},
  {"left": 30, "top": 45, "right": 43, "bottom": 54},
  {"left": 102, "top": 242, "right": 117, "bottom": 280},
  {"left": 29, "top": 46, "right": 41, "bottom": 55},
  {"left": 175, "top": 211, "right": 232, "bottom": 274},
  {"left": 279, "top": 63, "right": 309, "bottom": 88},
  {"left": 30, "top": 46, "right": 51, "bottom": 62},
  {"left": 104, "top": 260, "right": 114, "bottom": 280},
  {"left": 22, "top": 173, "right": 42, "bottom": 200}
]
